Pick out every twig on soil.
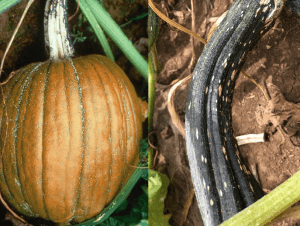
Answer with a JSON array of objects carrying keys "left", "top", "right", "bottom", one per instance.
[
  {"left": 283, "top": 24, "right": 300, "bottom": 42},
  {"left": 241, "top": 71, "right": 270, "bottom": 101},
  {"left": 148, "top": 0, "right": 207, "bottom": 44},
  {"left": 0, "top": 0, "right": 35, "bottom": 81},
  {"left": 0, "top": 71, "right": 15, "bottom": 86},
  {"left": 167, "top": 73, "right": 192, "bottom": 138},
  {"left": 235, "top": 133, "right": 265, "bottom": 146},
  {"left": 189, "top": 0, "right": 196, "bottom": 72},
  {"left": 155, "top": 67, "right": 190, "bottom": 92},
  {"left": 180, "top": 188, "right": 195, "bottom": 226},
  {"left": 249, "top": 164, "right": 262, "bottom": 187},
  {"left": 148, "top": 131, "right": 167, "bottom": 170},
  {"left": 5, "top": 213, "right": 32, "bottom": 226},
  {"left": 256, "top": 76, "right": 300, "bottom": 147},
  {"left": 68, "top": 0, "right": 80, "bottom": 21}
]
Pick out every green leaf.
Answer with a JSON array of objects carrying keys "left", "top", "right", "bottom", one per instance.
[
  {"left": 135, "top": 219, "right": 148, "bottom": 226},
  {"left": 140, "top": 138, "right": 149, "bottom": 161},
  {"left": 0, "top": 0, "right": 22, "bottom": 15},
  {"left": 113, "top": 199, "right": 128, "bottom": 213},
  {"left": 120, "top": 12, "right": 148, "bottom": 28},
  {"left": 98, "top": 217, "right": 123, "bottom": 226},
  {"left": 140, "top": 169, "right": 149, "bottom": 181},
  {"left": 78, "top": 0, "right": 148, "bottom": 81},
  {"left": 98, "top": 178, "right": 148, "bottom": 226},
  {"left": 149, "top": 169, "right": 170, "bottom": 226},
  {"left": 76, "top": 0, "right": 114, "bottom": 61}
]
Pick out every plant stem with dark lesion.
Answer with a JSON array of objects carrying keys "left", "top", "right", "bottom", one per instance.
[{"left": 46, "top": 0, "right": 74, "bottom": 60}]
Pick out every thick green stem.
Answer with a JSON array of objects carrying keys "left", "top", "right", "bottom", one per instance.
[
  {"left": 46, "top": 0, "right": 74, "bottom": 60},
  {"left": 221, "top": 170, "right": 300, "bottom": 226}
]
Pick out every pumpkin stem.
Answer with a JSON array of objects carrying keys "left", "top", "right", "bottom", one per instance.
[{"left": 45, "top": 0, "right": 75, "bottom": 60}]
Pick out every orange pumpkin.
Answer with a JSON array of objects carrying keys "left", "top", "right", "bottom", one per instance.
[
  {"left": 0, "top": 0, "right": 146, "bottom": 224},
  {"left": 0, "top": 54, "right": 145, "bottom": 223}
]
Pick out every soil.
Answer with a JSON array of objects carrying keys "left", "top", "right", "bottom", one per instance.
[
  {"left": 0, "top": 0, "right": 147, "bottom": 225},
  {"left": 153, "top": 0, "right": 300, "bottom": 225}
]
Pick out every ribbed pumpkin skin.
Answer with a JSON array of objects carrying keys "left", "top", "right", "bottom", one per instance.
[{"left": 0, "top": 54, "right": 143, "bottom": 223}]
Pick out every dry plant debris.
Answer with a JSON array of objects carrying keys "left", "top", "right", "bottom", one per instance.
[{"left": 256, "top": 76, "right": 300, "bottom": 145}]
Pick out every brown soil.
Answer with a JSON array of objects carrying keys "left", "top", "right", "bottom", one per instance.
[{"left": 153, "top": 1, "right": 300, "bottom": 225}]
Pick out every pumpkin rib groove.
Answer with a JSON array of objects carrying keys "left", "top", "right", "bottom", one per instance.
[
  {"left": 98, "top": 54, "right": 141, "bottom": 185},
  {"left": 73, "top": 57, "right": 113, "bottom": 216},
  {"left": 95, "top": 61, "right": 119, "bottom": 206},
  {"left": 95, "top": 62, "right": 113, "bottom": 212},
  {"left": 103, "top": 60, "right": 129, "bottom": 190},
  {"left": 18, "top": 63, "right": 45, "bottom": 216},
  {"left": 43, "top": 60, "right": 83, "bottom": 222},
  {"left": 60, "top": 60, "right": 73, "bottom": 219},
  {"left": 49, "top": 61, "right": 70, "bottom": 219},
  {"left": 89, "top": 60, "right": 113, "bottom": 215},
  {"left": 104, "top": 57, "right": 129, "bottom": 203},
  {"left": 62, "top": 59, "right": 83, "bottom": 221},
  {"left": 91, "top": 55, "right": 140, "bottom": 185},
  {"left": 85, "top": 56, "right": 129, "bottom": 196},
  {"left": 67, "top": 57, "right": 87, "bottom": 221},
  {"left": 81, "top": 60, "right": 98, "bottom": 216},
  {"left": 112, "top": 67, "right": 128, "bottom": 192},
  {"left": 58, "top": 58, "right": 85, "bottom": 222},
  {"left": 97, "top": 59, "right": 131, "bottom": 188},
  {"left": 0, "top": 65, "right": 36, "bottom": 216},
  {"left": 72, "top": 58, "right": 99, "bottom": 218},
  {"left": 86, "top": 57, "right": 125, "bottom": 205},
  {"left": 118, "top": 74, "right": 140, "bottom": 184},
  {"left": 5, "top": 64, "right": 30, "bottom": 213},
  {"left": 60, "top": 61, "right": 67, "bottom": 215},
  {"left": 41, "top": 61, "right": 54, "bottom": 220},
  {"left": 106, "top": 62, "right": 129, "bottom": 197},
  {"left": 54, "top": 61, "right": 66, "bottom": 217},
  {"left": 12, "top": 63, "right": 44, "bottom": 216},
  {"left": 83, "top": 58, "right": 114, "bottom": 209}
]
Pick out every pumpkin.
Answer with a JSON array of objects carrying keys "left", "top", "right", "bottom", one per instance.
[{"left": 0, "top": 0, "right": 146, "bottom": 224}]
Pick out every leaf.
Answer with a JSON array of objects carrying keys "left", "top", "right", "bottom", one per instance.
[
  {"left": 97, "top": 178, "right": 148, "bottom": 226},
  {"left": 0, "top": 0, "right": 22, "bottom": 15},
  {"left": 135, "top": 219, "right": 148, "bottom": 226},
  {"left": 99, "top": 217, "right": 123, "bottom": 226},
  {"left": 113, "top": 200, "right": 128, "bottom": 213},
  {"left": 75, "top": 0, "right": 114, "bottom": 61},
  {"left": 149, "top": 169, "right": 170, "bottom": 226},
  {"left": 82, "top": 0, "right": 148, "bottom": 80}
]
